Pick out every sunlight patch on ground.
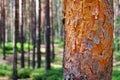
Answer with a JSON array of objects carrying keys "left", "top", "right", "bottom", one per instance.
[
  {"left": 51, "top": 63, "right": 62, "bottom": 68},
  {"left": 41, "top": 48, "right": 45, "bottom": 53}
]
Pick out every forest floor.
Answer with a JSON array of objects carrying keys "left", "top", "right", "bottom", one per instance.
[
  {"left": 0, "top": 44, "right": 63, "bottom": 80},
  {"left": 0, "top": 44, "right": 63, "bottom": 66},
  {"left": 0, "top": 44, "right": 119, "bottom": 80}
]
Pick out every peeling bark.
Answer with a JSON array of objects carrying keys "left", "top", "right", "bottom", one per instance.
[{"left": 63, "top": 0, "right": 113, "bottom": 80}]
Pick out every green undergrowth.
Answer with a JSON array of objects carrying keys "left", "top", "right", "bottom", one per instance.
[
  {"left": 114, "top": 51, "right": 120, "bottom": 61},
  {"left": 112, "top": 69, "right": 120, "bottom": 80},
  {"left": 54, "top": 39, "right": 64, "bottom": 47},
  {"left": 0, "top": 64, "right": 63, "bottom": 80},
  {"left": 0, "top": 42, "right": 33, "bottom": 54}
]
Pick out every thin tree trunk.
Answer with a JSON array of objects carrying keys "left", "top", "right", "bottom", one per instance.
[
  {"left": 63, "top": 0, "right": 113, "bottom": 80},
  {"left": 32, "top": 0, "right": 36, "bottom": 69},
  {"left": 20, "top": 0, "right": 25, "bottom": 68},
  {"left": 50, "top": 0, "right": 55, "bottom": 60},
  {"left": 36, "top": 0, "right": 41, "bottom": 68},
  {"left": 0, "top": 1, "right": 2, "bottom": 43},
  {"left": 13, "top": 0, "right": 19, "bottom": 79},
  {"left": 45, "top": 0, "right": 51, "bottom": 70},
  {"left": 1, "top": 0, "right": 6, "bottom": 60},
  {"left": 28, "top": 29, "right": 31, "bottom": 67},
  {"left": 27, "top": 0, "right": 31, "bottom": 68},
  {"left": 5, "top": 0, "right": 8, "bottom": 43}
]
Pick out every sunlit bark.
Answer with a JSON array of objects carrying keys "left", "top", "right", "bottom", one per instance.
[{"left": 63, "top": 0, "right": 114, "bottom": 80}]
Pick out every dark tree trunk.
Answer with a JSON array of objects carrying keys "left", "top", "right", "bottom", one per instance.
[
  {"left": 32, "top": 0, "right": 36, "bottom": 69},
  {"left": 36, "top": 0, "right": 41, "bottom": 68},
  {"left": 45, "top": 0, "right": 51, "bottom": 70},
  {"left": 13, "top": 0, "right": 19, "bottom": 79},
  {"left": 0, "top": 1, "right": 2, "bottom": 43},
  {"left": 28, "top": 30, "right": 31, "bottom": 67},
  {"left": 27, "top": 0, "right": 31, "bottom": 68},
  {"left": 1, "top": 0, "right": 6, "bottom": 60},
  {"left": 20, "top": 0, "right": 25, "bottom": 68},
  {"left": 50, "top": 0, "right": 55, "bottom": 60}
]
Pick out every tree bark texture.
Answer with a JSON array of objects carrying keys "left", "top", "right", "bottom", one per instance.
[
  {"left": 36, "top": 0, "right": 41, "bottom": 68},
  {"left": 63, "top": 0, "right": 113, "bottom": 80},
  {"left": 1, "top": 0, "right": 6, "bottom": 60},
  {"left": 20, "top": 0, "right": 25, "bottom": 68},
  {"left": 13, "top": 0, "right": 19, "bottom": 79},
  {"left": 50, "top": 0, "right": 55, "bottom": 60},
  {"left": 45, "top": 0, "right": 51, "bottom": 70},
  {"left": 32, "top": 0, "right": 36, "bottom": 69}
]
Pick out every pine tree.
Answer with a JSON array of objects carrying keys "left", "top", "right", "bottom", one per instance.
[
  {"left": 45, "top": 0, "right": 51, "bottom": 70},
  {"left": 36, "top": 0, "right": 41, "bottom": 68},
  {"left": 63, "top": 0, "right": 113, "bottom": 79},
  {"left": 13, "top": 0, "right": 19, "bottom": 79}
]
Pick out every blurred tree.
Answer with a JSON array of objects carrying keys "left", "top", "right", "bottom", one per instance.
[
  {"left": 1, "top": 0, "right": 6, "bottom": 60},
  {"left": 63, "top": 0, "right": 113, "bottom": 79},
  {"left": 45, "top": 0, "right": 51, "bottom": 70},
  {"left": 36, "top": 0, "right": 41, "bottom": 68},
  {"left": 32, "top": 0, "right": 36, "bottom": 69},
  {"left": 115, "top": 0, "right": 120, "bottom": 17},
  {"left": 27, "top": 0, "right": 31, "bottom": 68},
  {"left": 13, "top": 0, "right": 19, "bottom": 79},
  {"left": 0, "top": 1, "right": 2, "bottom": 43},
  {"left": 50, "top": 0, "right": 55, "bottom": 60},
  {"left": 20, "top": 0, "right": 25, "bottom": 68}
]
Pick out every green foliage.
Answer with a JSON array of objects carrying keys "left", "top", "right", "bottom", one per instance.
[
  {"left": 0, "top": 49, "right": 2, "bottom": 54},
  {"left": 54, "top": 39, "right": 64, "bottom": 47},
  {"left": 114, "top": 37, "right": 120, "bottom": 52},
  {"left": 0, "top": 70, "right": 12, "bottom": 77},
  {"left": 18, "top": 68, "right": 33, "bottom": 79},
  {"left": 0, "top": 64, "right": 63, "bottom": 80},
  {"left": 31, "top": 72, "right": 43, "bottom": 80},
  {"left": 0, "top": 64, "right": 12, "bottom": 77},
  {"left": 114, "top": 52, "right": 120, "bottom": 61},
  {"left": 0, "top": 64, "right": 12, "bottom": 71},
  {"left": 112, "top": 70, "right": 120, "bottom": 80},
  {"left": 0, "top": 42, "right": 33, "bottom": 54},
  {"left": 115, "top": 17, "right": 120, "bottom": 28},
  {"left": 31, "top": 68, "right": 63, "bottom": 80},
  {"left": 17, "top": 42, "right": 33, "bottom": 52}
]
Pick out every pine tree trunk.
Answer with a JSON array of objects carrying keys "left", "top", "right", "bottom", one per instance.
[
  {"left": 63, "top": 0, "right": 113, "bottom": 80},
  {"left": 20, "top": 0, "right": 25, "bottom": 68},
  {"left": 45, "top": 0, "right": 51, "bottom": 70},
  {"left": 28, "top": 30, "right": 31, "bottom": 67},
  {"left": 1, "top": 0, "right": 6, "bottom": 60},
  {"left": 0, "top": 1, "right": 2, "bottom": 43},
  {"left": 27, "top": 0, "right": 31, "bottom": 68},
  {"left": 13, "top": 0, "right": 19, "bottom": 79},
  {"left": 32, "top": 0, "right": 36, "bottom": 69},
  {"left": 36, "top": 0, "right": 41, "bottom": 68},
  {"left": 50, "top": 0, "right": 55, "bottom": 60}
]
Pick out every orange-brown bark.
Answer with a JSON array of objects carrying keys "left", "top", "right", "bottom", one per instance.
[{"left": 63, "top": 0, "right": 113, "bottom": 80}]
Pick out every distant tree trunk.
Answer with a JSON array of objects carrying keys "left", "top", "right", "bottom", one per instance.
[
  {"left": 1, "top": 0, "right": 6, "bottom": 60},
  {"left": 63, "top": 0, "right": 113, "bottom": 80},
  {"left": 13, "top": 0, "right": 19, "bottom": 79},
  {"left": 0, "top": 1, "right": 2, "bottom": 43},
  {"left": 32, "top": 0, "right": 36, "bottom": 69},
  {"left": 15, "top": 1, "right": 20, "bottom": 42},
  {"left": 20, "top": 0, "right": 25, "bottom": 68},
  {"left": 28, "top": 27, "right": 31, "bottom": 67},
  {"left": 27, "top": 0, "right": 31, "bottom": 68},
  {"left": 36, "top": 0, "right": 41, "bottom": 68},
  {"left": 45, "top": 0, "right": 51, "bottom": 70},
  {"left": 50, "top": 0, "right": 55, "bottom": 60},
  {"left": 115, "top": 0, "right": 120, "bottom": 17},
  {"left": 5, "top": 0, "right": 8, "bottom": 43},
  {"left": 0, "top": 1, "right": 2, "bottom": 44}
]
